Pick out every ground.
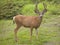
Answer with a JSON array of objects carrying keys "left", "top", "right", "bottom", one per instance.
[{"left": 0, "top": 15, "right": 60, "bottom": 45}]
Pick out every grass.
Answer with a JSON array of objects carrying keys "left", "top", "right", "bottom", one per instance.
[{"left": 0, "top": 15, "right": 60, "bottom": 45}]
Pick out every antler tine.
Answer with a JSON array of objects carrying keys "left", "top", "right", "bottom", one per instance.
[
  {"left": 34, "top": 2, "right": 40, "bottom": 15},
  {"left": 41, "top": 3, "right": 47, "bottom": 15},
  {"left": 43, "top": 3, "right": 47, "bottom": 9},
  {"left": 35, "top": 1, "right": 39, "bottom": 7}
]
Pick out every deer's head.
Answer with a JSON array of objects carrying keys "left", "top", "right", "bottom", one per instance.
[{"left": 34, "top": 2, "right": 47, "bottom": 17}]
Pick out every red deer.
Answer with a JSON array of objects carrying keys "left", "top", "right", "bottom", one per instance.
[{"left": 13, "top": 2, "right": 47, "bottom": 42}]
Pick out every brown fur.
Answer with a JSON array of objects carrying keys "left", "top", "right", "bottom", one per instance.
[{"left": 14, "top": 15, "right": 42, "bottom": 28}]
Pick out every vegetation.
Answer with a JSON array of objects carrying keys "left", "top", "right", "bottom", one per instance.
[
  {"left": 0, "top": 0, "right": 60, "bottom": 19},
  {"left": 0, "top": 0, "right": 60, "bottom": 45}
]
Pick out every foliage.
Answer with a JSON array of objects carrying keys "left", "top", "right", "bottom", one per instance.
[
  {"left": 47, "top": 3, "right": 60, "bottom": 15},
  {"left": 0, "top": 0, "right": 60, "bottom": 19}
]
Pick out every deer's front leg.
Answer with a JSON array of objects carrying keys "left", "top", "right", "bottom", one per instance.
[
  {"left": 35, "top": 28, "right": 38, "bottom": 39},
  {"left": 30, "top": 28, "right": 33, "bottom": 41}
]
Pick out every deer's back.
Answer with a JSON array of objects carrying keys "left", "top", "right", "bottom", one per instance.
[{"left": 15, "top": 15, "right": 42, "bottom": 28}]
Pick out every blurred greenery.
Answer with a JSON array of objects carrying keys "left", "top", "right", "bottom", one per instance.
[
  {"left": 0, "top": 0, "right": 60, "bottom": 19},
  {"left": 0, "top": 0, "right": 60, "bottom": 45}
]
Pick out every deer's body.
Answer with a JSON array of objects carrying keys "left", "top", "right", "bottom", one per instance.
[
  {"left": 14, "top": 15, "right": 42, "bottom": 28},
  {"left": 13, "top": 2, "right": 47, "bottom": 42}
]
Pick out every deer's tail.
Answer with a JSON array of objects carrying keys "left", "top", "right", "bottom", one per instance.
[{"left": 13, "top": 17, "right": 15, "bottom": 24}]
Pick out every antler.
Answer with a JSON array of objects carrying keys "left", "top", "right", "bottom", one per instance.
[
  {"left": 34, "top": 2, "right": 47, "bottom": 15},
  {"left": 41, "top": 3, "right": 47, "bottom": 15},
  {"left": 34, "top": 2, "right": 40, "bottom": 15}
]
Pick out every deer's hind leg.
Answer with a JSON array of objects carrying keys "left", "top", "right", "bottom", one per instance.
[{"left": 14, "top": 24, "right": 21, "bottom": 42}]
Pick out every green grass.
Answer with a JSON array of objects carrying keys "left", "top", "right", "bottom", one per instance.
[{"left": 0, "top": 15, "right": 60, "bottom": 45}]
